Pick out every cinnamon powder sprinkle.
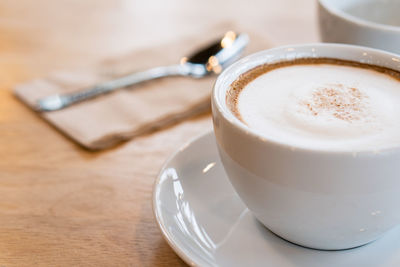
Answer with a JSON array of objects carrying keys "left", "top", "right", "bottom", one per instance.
[{"left": 300, "top": 84, "right": 369, "bottom": 122}]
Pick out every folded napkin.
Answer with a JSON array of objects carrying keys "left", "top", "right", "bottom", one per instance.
[{"left": 14, "top": 25, "right": 271, "bottom": 150}]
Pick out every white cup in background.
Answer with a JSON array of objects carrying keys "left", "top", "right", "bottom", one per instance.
[{"left": 318, "top": 0, "right": 400, "bottom": 54}]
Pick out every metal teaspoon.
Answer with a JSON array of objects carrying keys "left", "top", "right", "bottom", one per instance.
[{"left": 36, "top": 31, "right": 249, "bottom": 112}]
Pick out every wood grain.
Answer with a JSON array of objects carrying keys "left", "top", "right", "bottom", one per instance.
[{"left": 0, "top": 0, "right": 317, "bottom": 266}]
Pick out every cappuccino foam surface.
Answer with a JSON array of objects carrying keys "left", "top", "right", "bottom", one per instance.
[{"left": 229, "top": 60, "right": 400, "bottom": 151}]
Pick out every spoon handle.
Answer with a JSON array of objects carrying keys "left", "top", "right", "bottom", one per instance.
[{"left": 36, "top": 64, "right": 188, "bottom": 112}]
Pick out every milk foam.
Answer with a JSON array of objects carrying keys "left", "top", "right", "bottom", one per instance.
[{"left": 236, "top": 64, "right": 400, "bottom": 151}]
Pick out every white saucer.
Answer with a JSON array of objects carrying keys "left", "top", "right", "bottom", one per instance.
[{"left": 153, "top": 131, "right": 400, "bottom": 267}]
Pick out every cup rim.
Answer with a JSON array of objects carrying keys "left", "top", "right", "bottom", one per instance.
[
  {"left": 212, "top": 43, "right": 400, "bottom": 155},
  {"left": 318, "top": 0, "right": 400, "bottom": 33}
]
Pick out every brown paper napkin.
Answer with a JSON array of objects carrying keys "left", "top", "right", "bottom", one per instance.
[{"left": 14, "top": 25, "right": 272, "bottom": 150}]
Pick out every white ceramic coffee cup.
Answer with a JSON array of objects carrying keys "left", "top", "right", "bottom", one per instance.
[
  {"left": 212, "top": 43, "right": 400, "bottom": 250},
  {"left": 318, "top": 0, "right": 400, "bottom": 54}
]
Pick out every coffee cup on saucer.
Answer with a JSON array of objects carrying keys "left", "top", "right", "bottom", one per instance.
[
  {"left": 318, "top": 0, "right": 400, "bottom": 54},
  {"left": 211, "top": 43, "right": 400, "bottom": 250}
]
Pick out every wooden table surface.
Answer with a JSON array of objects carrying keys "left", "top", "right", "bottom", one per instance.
[{"left": 0, "top": 0, "right": 317, "bottom": 266}]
